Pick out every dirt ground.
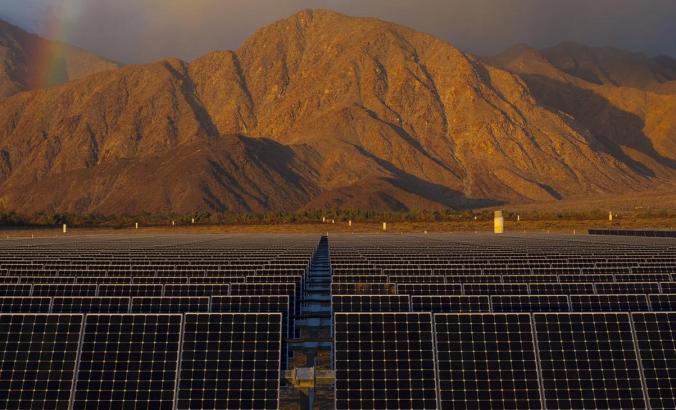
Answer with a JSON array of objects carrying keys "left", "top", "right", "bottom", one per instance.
[{"left": 0, "top": 216, "right": 674, "bottom": 238}]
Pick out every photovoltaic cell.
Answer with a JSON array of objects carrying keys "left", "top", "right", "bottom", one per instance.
[
  {"left": 529, "top": 283, "right": 595, "bottom": 295},
  {"left": 533, "top": 313, "right": 646, "bottom": 409},
  {"left": 434, "top": 313, "right": 542, "bottom": 409},
  {"left": 163, "top": 284, "right": 230, "bottom": 297},
  {"left": 396, "top": 283, "right": 462, "bottom": 296},
  {"left": 0, "top": 296, "right": 51, "bottom": 313},
  {"left": 463, "top": 283, "right": 529, "bottom": 295},
  {"left": 569, "top": 294, "right": 651, "bottom": 312},
  {"left": 594, "top": 282, "right": 661, "bottom": 295},
  {"left": 0, "top": 314, "right": 83, "bottom": 409},
  {"left": 410, "top": 295, "right": 491, "bottom": 313},
  {"left": 330, "top": 283, "right": 397, "bottom": 295},
  {"left": 0, "top": 284, "right": 32, "bottom": 296},
  {"left": 648, "top": 294, "right": 676, "bottom": 311},
  {"left": 31, "top": 284, "right": 98, "bottom": 297},
  {"left": 331, "top": 295, "right": 411, "bottom": 312},
  {"left": 97, "top": 284, "right": 163, "bottom": 297},
  {"left": 631, "top": 312, "right": 675, "bottom": 410},
  {"left": 51, "top": 297, "right": 130, "bottom": 314},
  {"left": 660, "top": 282, "right": 676, "bottom": 293},
  {"left": 130, "top": 296, "right": 210, "bottom": 313},
  {"left": 73, "top": 314, "right": 181, "bottom": 410},
  {"left": 331, "top": 275, "right": 390, "bottom": 283},
  {"left": 334, "top": 313, "right": 437, "bottom": 409},
  {"left": 491, "top": 295, "right": 570, "bottom": 312},
  {"left": 178, "top": 313, "right": 282, "bottom": 410}
]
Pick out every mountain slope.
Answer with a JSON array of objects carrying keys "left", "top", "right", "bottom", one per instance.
[
  {"left": 489, "top": 44, "right": 676, "bottom": 171},
  {"left": 0, "top": 19, "right": 118, "bottom": 99},
  {"left": 540, "top": 42, "right": 676, "bottom": 93},
  {"left": 0, "top": 10, "right": 673, "bottom": 214}
]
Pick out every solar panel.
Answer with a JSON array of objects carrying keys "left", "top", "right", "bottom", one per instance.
[
  {"left": 410, "top": 295, "right": 491, "bottom": 313},
  {"left": 331, "top": 275, "right": 389, "bottom": 283},
  {"left": 97, "top": 284, "right": 164, "bottom": 297},
  {"left": 51, "top": 297, "right": 130, "bottom": 313},
  {"left": 463, "top": 283, "right": 529, "bottom": 295},
  {"left": 74, "top": 314, "right": 181, "bottom": 409},
  {"left": 594, "top": 282, "right": 661, "bottom": 294},
  {"left": 502, "top": 274, "right": 558, "bottom": 283},
  {"left": 132, "top": 277, "right": 188, "bottom": 284},
  {"left": 396, "top": 283, "right": 462, "bottom": 295},
  {"left": 648, "top": 293, "right": 676, "bottom": 311},
  {"left": 389, "top": 275, "right": 445, "bottom": 284},
  {"left": 31, "top": 284, "right": 98, "bottom": 297},
  {"left": 332, "top": 295, "right": 411, "bottom": 312},
  {"left": 445, "top": 275, "right": 502, "bottom": 284},
  {"left": 615, "top": 273, "right": 671, "bottom": 282},
  {"left": 0, "top": 296, "right": 51, "bottom": 313},
  {"left": 569, "top": 294, "right": 651, "bottom": 312},
  {"left": 163, "top": 284, "right": 230, "bottom": 296},
  {"left": 529, "top": 283, "right": 595, "bottom": 295},
  {"left": 533, "top": 313, "right": 646, "bottom": 409},
  {"left": 631, "top": 312, "right": 676, "bottom": 410},
  {"left": 178, "top": 313, "right": 282, "bottom": 410},
  {"left": 559, "top": 274, "right": 614, "bottom": 283},
  {"left": 330, "top": 283, "right": 397, "bottom": 295},
  {"left": 0, "top": 284, "right": 32, "bottom": 296},
  {"left": 130, "top": 296, "right": 210, "bottom": 313},
  {"left": 229, "top": 284, "right": 297, "bottom": 315},
  {"left": 660, "top": 282, "right": 676, "bottom": 293},
  {"left": 210, "top": 295, "right": 291, "bottom": 369},
  {"left": 0, "top": 314, "right": 83, "bottom": 409},
  {"left": 334, "top": 313, "right": 437, "bottom": 409},
  {"left": 491, "top": 295, "right": 570, "bottom": 312},
  {"left": 434, "top": 313, "right": 542, "bottom": 409}
]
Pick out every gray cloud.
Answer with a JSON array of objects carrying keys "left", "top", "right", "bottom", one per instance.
[{"left": 1, "top": 0, "right": 674, "bottom": 64}]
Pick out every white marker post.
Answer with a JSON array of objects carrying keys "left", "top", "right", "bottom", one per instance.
[
  {"left": 135, "top": 222, "right": 139, "bottom": 229},
  {"left": 494, "top": 211, "right": 504, "bottom": 234},
  {"left": 348, "top": 220, "right": 352, "bottom": 227},
  {"left": 517, "top": 215, "right": 520, "bottom": 222},
  {"left": 382, "top": 222, "right": 387, "bottom": 232},
  {"left": 609, "top": 212, "right": 613, "bottom": 222},
  {"left": 322, "top": 217, "right": 326, "bottom": 223},
  {"left": 192, "top": 218, "right": 195, "bottom": 224},
  {"left": 62, "top": 224, "right": 67, "bottom": 234}
]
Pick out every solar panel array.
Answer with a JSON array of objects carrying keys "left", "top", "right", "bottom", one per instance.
[
  {"left": 330, "top": 233, "right": 675, "bottom": 409},
  {"left": 0, "top": 232, "right": 674, "bottom": 409},
  {"left": 0, "top": 234, "right": 312, "bottom": 409}
]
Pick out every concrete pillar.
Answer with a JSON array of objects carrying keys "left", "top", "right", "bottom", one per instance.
[
  {"left": 62, "top": 224, "right": 67, "bottom": 234},
  {"left": 494, "top": 211, "right": 504, "bottom": 234}
]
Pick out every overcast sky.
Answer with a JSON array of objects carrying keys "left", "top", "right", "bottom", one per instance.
[{"left": 1, "top": 0, "right": 675, "bottom": 64}]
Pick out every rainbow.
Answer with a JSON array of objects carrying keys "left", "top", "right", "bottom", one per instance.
[{"left": 29, "top": 0, "right": 87, "bottom": 88}]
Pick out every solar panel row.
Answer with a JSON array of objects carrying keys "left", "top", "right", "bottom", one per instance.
[
  {"left": 0, "top": 313, "right": 282, "bottom": 410},
  {"left": 334, "top": 312, "right": 675, "bottom": 410},
  {"left": 331, "top": 282, "right": 676, "bottom": 295},
  {"left": 329, "top": 294, "right": 676, "bottom": 313}
]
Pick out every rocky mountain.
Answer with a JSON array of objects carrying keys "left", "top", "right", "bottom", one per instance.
[
  {"left": 0, "top": 19, "right": 118, "bottom": 99},
  {"left": 536, "top": 42, "right": 676, "bottom": 93},
  {"left": 0, "top": 10, "right": 673, "bottom": 214}
]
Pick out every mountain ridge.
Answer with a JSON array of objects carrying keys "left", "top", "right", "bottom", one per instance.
[
  {"left": 0, "top": 9, "right": 673, "bottom": 214},
  {"left": 0, "top": 18, "right": 118, "bottom": 99}
]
